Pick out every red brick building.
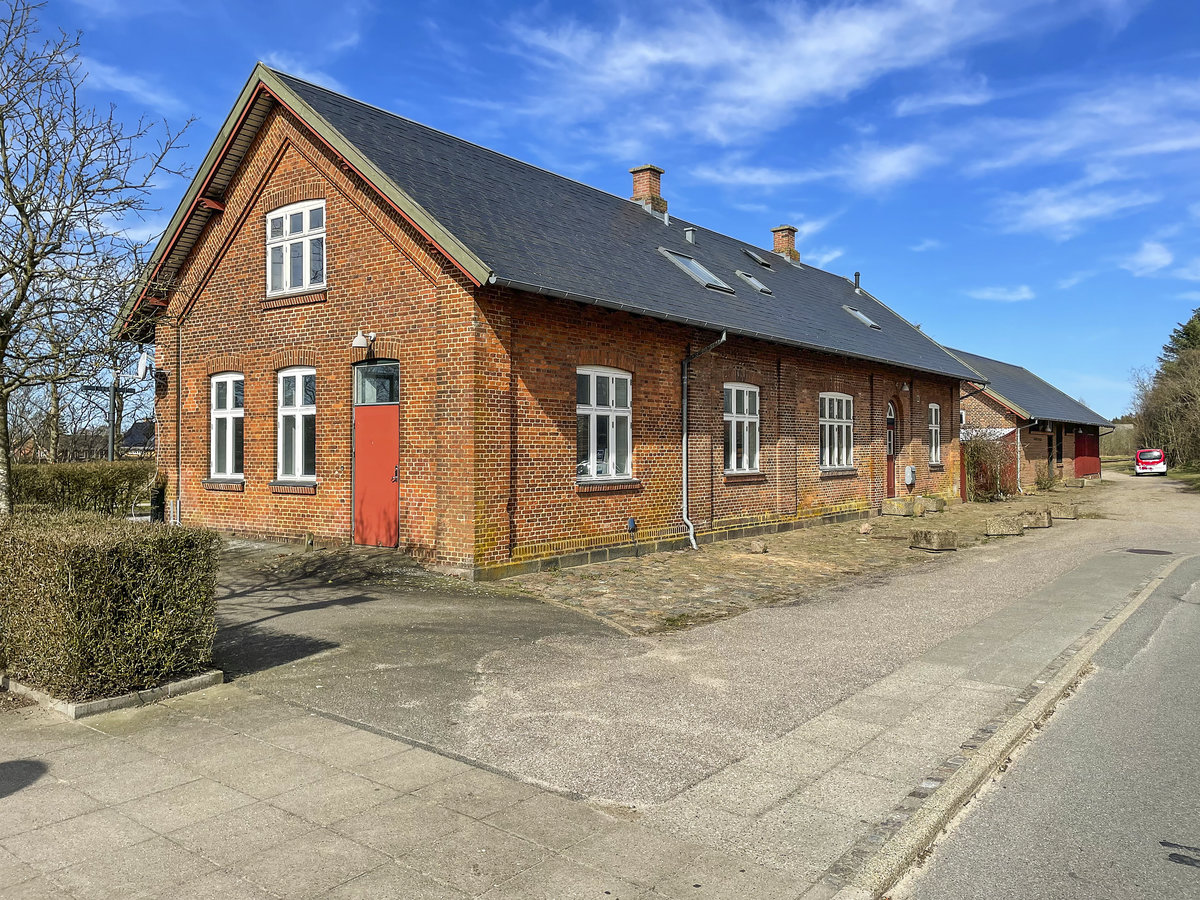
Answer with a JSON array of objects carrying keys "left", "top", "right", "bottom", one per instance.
[
  {"left": 118, "top": 65, "right": 981, "bottom": 578},
  {"left": 949, "top": 348, "right": 1111, "bottom": 491}
]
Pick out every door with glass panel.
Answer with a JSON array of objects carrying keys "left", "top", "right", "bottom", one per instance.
[
  {"left": 352, "top": 362, "right": 400, "bottom": 548},
  {"left": 886, "top": 401, "right": 897, "bottom": 498}
]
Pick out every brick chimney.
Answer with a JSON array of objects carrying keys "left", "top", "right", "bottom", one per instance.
[
  {"left": 771, "top": 225, "right": 799, "bottom": 261},
  {"left": 630, "top": 164, "right": 667, "bottom": 214}
]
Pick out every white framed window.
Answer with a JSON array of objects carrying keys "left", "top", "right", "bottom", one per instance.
[
  {"left": 929, "top": 404, "right": 942, "bottom": 464},
  {"left": 723, "top": 383, "right": 760, "bottom": 473},
  {"left": 266, "top": 200, "right": 326, "bottom": 296},
  {"left": 576, "top": 366, "right": 632, "bottom": 480},
  {"left": 210, "top": 372, "right": 244, "bottom": 478},
  {"left": 277, "top": 367, "right": 316, "bottom": 480},
  {"left": 819, "top": 392, "right": 854, "bottom": 469}
]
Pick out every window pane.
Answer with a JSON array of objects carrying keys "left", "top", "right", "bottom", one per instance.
[
  {"left": 215, "top": 418, "right": 227, "bottom": 474},
  {"left": 282, "top": 415, "right": 296, "bottom": 475},
  {"left": 748, "top": 421, "right": 758, "bottom": 469},
  {"left": 846, "top": 399, "right": 853, "bottom": 419},
  {"left": 734, "top": 389, "right": 743, "bottom": 415},
  {"left": 836, "top": 398, "right": 843, "bottom": 419},
  {"left": 576, "top": 373, "right": 589, "bottom": 406},
  {"left": 270, "top": 217, "right": 283, "bottom": 239},
  {"left": 615, "top": 415, "right": 629, "bottom": 475},
  {"left": 302, "top": 373, "right": 316, "bottom": 406},
  {"left": 270, "top": 246, "right": 283, "bottom": 292},
  {"left": 736, "top": 419, "right": 745, "bottom": 469},
  {"left": 576, "top": 414, "right": 590, "bottom": 477},
  {"left": 309, "top": 206, "right": 324, "bottom": 230},
  {"left": 282, "top": 375, "right": 295, "bottom": 407},
  {"left": 724, "top": 388, "right": 732, "bottom": 414},
  {"left": 595, "top": 414, "right": 609, "bottom": 475},
  {"left": 357, "top": 364, "right": 398, "bottom": 404},
  {"left": 310, "top": 237, "right": 324, "bottom": 284},
  {"left": 289, "top": 211, "right": 304, "bottom": 234},
  {"left": 232, "top": 418, "right": 244, "bottom": 475},
  {"left": 820, "top": 425, "right": 828, "bottom": 466},
  {"left": 215, "top": 381, "right": 227, "bottom": 410},
  {"left": 232, "top": 379, "right": 244, "bottom": 409},
  {"left": 748, "top": 390, "right": 757, "bottom": 416},
  {"left": 596, "top": 376, "right": 610, "bottom": 407},
  {"left": 302, "top": 414, "right": 316, "bottom": 477},
  {"left": 290, "top": 242, "right": 303, "bottom": 287},
  {"left": 820, "top": 397, "right": 826, "bottom": 419},
  {"left": 724, "top": 421, "right": 733, "bottom": 470},
  {"left": 615, "top": 377, "right": 628, "bottom": 409}
]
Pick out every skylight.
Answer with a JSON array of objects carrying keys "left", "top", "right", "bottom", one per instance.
[
  {"left": 843, "top": 305, "right": 882, "bottom": 330},
  {"left": 742, "top": 248, "right": 773, "bottom": 269},
  {"left": 735, "top": 270, "right": 771, "bottom": 294},
  {"left": 660, "top": 248, "right": 733, "bottom": 293}
]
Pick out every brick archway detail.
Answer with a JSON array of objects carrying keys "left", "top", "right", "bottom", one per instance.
[
  {"left": 206, "top": 353, "right": 246, "bottom": 376},
  {"left": 272, "top": 347, "right": 319, "bottom": 370},
  {"left": 350, "top": 338, "right": 403, "bottom": 364},
  {"left": 578, "top": 348, "right": 637, "bottom": 374}
]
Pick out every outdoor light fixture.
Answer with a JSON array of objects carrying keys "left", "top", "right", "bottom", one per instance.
[{"left": 351, "top": 329, "right": 376, "bottom": 349}]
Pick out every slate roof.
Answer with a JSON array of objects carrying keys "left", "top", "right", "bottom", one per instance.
[
  {"left": 269, "top": 71, "right": 978, "bottom": 382},
  {"left": 947, "top": 348, "right": 1111, "bottom": 428}
]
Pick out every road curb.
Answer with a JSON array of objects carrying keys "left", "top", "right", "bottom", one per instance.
[{"left": 831, "top": 553, "right": 1194, "bottom": 900}]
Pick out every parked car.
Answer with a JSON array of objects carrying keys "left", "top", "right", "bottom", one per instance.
[{"left": 1135, "top": 448, "right": 1167, "bottom": 475}]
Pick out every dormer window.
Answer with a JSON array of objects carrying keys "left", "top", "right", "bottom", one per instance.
[
  {"left": 659, "top": 248, "right": 733, "bottom": 293},
  {"left": 266, "top": 200, "right": 326, "bottom": 296}
]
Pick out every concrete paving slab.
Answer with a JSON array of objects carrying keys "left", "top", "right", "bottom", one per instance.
[
  {"left": 181, "top": 734, "right": 332, "bottom": 799},
  {"left": 674, "top": 761, "right": 801, "bottom": 817},
  {"left": 401, "top": 820, "right": 548, "bottom": 895},
  {"left": 741, "top": 738, "right": 848, "bottom": 781},
  {"left": 251, "top": 713, "right": 360, "bottom": 751},
  {"left": 828, "top": 694, "right": 921, "bottom": 726},
  {"left": 0, "top": 781, "right": 101, "bottom": 839},
  {"left": 230, "top": 829, "right": 389, "bottom": 899},
  {"left": 788, "top": 714, "right": 887, "bottom": 751},
  {"left": 798, "top": 767, "right": 914, "bottom": 822},
  {"left": 267, "top": 771, "right": 400, "bottom": 826},
  {"left": 0, "top": 847, "right": 37, "bottom": 891},
  {"left": 756, "top": 802, "right": 865, "bottom": 872},
  {"left": 70, "top": 754, "right": 200, "bottom": 805},
  {"left": 116, "top": 777, "right": 256, "bottom": 833},
  {"left": 167, "top": 802, "right": 315, "bottom": 866},
  {"left": 331, "top": 794, "right": 473, "bottom": 857},
  {"left": 0, "top": 875, "right": 70, "bottom": 899},
  {"left": 48, "top": 835, "right": 214, "bottom": 899},
  {"left": 352, "top": 746, "right": 469, "bottom": 793},
  {"left": 1, "top": 808, "right": 156, "bottom": 873},
  {"left": 293, "top": 726, "right": 412, "bottom": 770},
  {"left": 839, "top": 738, "right": 951, "bottom": 785},
  {"left": 484, "top": 792, "right": 619, "bottom": 850},
  {"left": 563, "top": 824, "right": 708, "bottom": 886},
  {"left": 324, "top": 862, "right": 472, "bottom": 898},
  {"left": 146, "top": 868, "right": 279, "bottom": 900},
  {"left": 480, "top": 854, "right": 647, "bottom": 899},
  {"left": 413, "top": 767, "right": 542, "bottom": 819},
  {"left": 649, "top": 848, "right": 810, "bottom": 900}
]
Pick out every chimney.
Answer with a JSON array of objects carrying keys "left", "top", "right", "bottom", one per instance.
[
  {"left": 630, "top": 164, "right": 667, "bottom": 214},
  {"left": 771, "top": 224, "right": 799, "bottom": 261}
]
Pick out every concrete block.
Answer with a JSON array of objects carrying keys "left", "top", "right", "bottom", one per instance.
[
  {"left": 747, "top": 539, "right": 768, "bottom": 554},
  {"left": 882, "top": 498, "right": 915, "bottom": 517},
  {"left": 1062, "top": 478, "right": 1086, "bottom": 488},
  {"left": 1019, "top": 508, "right": 1053, "bottom": 529},
  {"left": 985, "top": 516, "right": 1024, "bottom": 536},
  {"left": 1050, "top": 503, "right": 1078, "bottom": 520},
  {"left": 920, "top": 496, "right": 947, "bottom": 512},
  {"left": 910, "top": 529, "right": 957, "bottom": 551}
]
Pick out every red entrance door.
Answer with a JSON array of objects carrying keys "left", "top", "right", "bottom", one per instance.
[
  {"left": 353, "top": 363, "right": 401, "bottom": 548},
  {"left": 886, "top": 401, "right": 897, "bottom": 498}
]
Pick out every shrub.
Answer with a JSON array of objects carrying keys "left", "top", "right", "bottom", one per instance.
[
  {"left": 0, "top": 513, "right": 220, "bottom": 701},
  {"left": 961, "top": 431, "right": 1017, "bottom": 501},
  {"left": 12, "top": 461, "right": 154, "bottom": 516},
  {"left": 1035, "top": 463, "right": 1057, "bottom": 492}
]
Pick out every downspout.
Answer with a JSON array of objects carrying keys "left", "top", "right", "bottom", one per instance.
[
  {"left": 175, "top": 320, "right": 183, "bottom": 524},
  {"left": 681, "top": 331, "right": 727, "bottom": 550}
]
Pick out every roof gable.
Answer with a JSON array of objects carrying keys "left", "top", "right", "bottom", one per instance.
[{"left": 947, "top": 348, "right": 1111, "bottom": 428}]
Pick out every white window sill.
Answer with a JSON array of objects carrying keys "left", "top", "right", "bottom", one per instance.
[
  {"left": 819, "top": 466, "right": 858, "bottom": 475},
  {"left": 265, "top": 285, "right": 327, "bottom": 301}
]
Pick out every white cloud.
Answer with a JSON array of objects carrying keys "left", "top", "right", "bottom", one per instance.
[
  {"left": 505, "top": 1, "right": 1124, "bottom": 147},
  {"left": 1173, "top": 258, "right": 1200, "bottom": 281},
  {"left": 894, "top": 74, "right": 993, "bottom": 116},
  {"left": 852, "top": 143, "right": 942, "bottom": 188},
  {"left": 1120, "top": 240, "right": 1173, "bottom": 276},
  {"left": 1057, "top": 271, "right": 1095, "bottom": 290},
  {"left": 81, "top": 58, "right": 182, "bottom": 113},
  {"left": 1176, "top": 291, "right": 1200, "bottom": 302},
  {"left": 995, "top": 170, "right": 1158, "bottom": 240},
  {"left": 805, "top": 247, "right": 844, "bottom": 269},
  {"left": 263, "top": 52, "right": 345, "bottom": 93},
  {"left": 693, "top": 141, "right": 939, "bottom": 192},
  {"left": 910, "top": 238, "right": 943, "bottom": 252},
  {"left": 966, "top": 285, "right": 1035, "bottom": 302},
  {"left": 689, "top": 162, "right": 828, "bottom": 188}
]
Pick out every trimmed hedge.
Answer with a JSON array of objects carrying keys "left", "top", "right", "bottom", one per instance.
[
  {"left": 12, "top": 461, "right": 155, "bottom": 516},
  {"left": 0, "top": 513, "right": 220, "bottom": 701}
]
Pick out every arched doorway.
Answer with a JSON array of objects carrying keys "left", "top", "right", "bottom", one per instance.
[{"left": 886, "top": 400, "right": 898, "bottom": 498}]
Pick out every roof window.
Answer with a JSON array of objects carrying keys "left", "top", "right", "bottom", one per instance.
[
  {"left": 843, "top": 305, "right": 881, "bottom": 330},
  {"left": 735, "top": 270, "right": 772, "bottom": 294},
  {"left": 742, "top": 248, "right": 773, "bottom": 269},
  {"left": 659, "top": 248, "right": 733, "bottom": 293}
]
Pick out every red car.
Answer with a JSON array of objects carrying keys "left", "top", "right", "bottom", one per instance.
[{"left": 1135, "top": 448, "right": 1167, "bottom": 475}]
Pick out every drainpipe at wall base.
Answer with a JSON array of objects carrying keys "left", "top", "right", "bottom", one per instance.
[
  {"left": 174, "top": 320, "right": 183, "bottom": 525},
  {"left": 681, "top": 331, "right": 727, "bottom": 550}
]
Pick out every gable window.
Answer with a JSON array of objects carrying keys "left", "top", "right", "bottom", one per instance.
[
  {"left": 724, "top": 384, "right": 760, "bottom": 473},
  {"left": 277, "top": 367, "right": 316, "bottom": 480},
  {"left": 576, "top": 366, "right": 632, "bottom": 480},
  {"left": 819, "top": 392, "right": 854, "bottom": 469},
  {"left": 929, "top": 404, "right": 942, "bottom": 464},
  {"left": 210, "top": 373, "right": 244, "bottom": 478},
  {"left": 266, "top": 200, "right": 326, "bottom": 296},
  {"left": 659, "top": 248, "right": 734, "bottom": 293}
]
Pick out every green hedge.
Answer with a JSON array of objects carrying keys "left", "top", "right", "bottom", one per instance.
[
  {"left": 0, "top": 513, "right": 220, "bottom": 701},
  {"left": 12, "top": 461, "right": 155, "bottom": 516}
]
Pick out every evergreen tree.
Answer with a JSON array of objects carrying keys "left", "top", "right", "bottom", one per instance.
[{"left": 1159, "top": 306, "right": 1200, "bottom": 367}]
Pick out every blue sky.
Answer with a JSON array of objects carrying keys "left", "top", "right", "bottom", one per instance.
[{"left": 51, "top": 0, "right": 1200, "bottom": 418}]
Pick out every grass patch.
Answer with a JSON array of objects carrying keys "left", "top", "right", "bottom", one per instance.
[{"left": 1168, "top": 465, "right": 1200, "bottom": 491}]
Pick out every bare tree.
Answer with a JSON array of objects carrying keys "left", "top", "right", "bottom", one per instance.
[{"left": 0, "top": 0, "right": 190, "bottom": 512}]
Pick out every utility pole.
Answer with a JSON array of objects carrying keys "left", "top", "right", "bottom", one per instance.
[{"left": 81, "top": 380, "right": 136, "bottom": 461}]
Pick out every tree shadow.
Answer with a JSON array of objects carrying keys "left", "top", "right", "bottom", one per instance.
[
  {"left": 213, "top": 621, "right": 339, "bottom": 679},
  {"left": 0, "top": 760, "right": 48, "bottom": 799}
]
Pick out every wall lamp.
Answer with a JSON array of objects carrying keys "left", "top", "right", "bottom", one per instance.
[{"left": 351, "top": 329, "right": 377, "bottom": 349}]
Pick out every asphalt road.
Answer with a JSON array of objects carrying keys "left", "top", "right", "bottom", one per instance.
[{"left": 895, "top": 552, "right": 1200, "bottom": 900}]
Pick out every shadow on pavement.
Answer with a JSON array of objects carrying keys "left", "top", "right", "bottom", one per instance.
[{"left": 0, "top": 760, "right": 48, "bottom": 799}]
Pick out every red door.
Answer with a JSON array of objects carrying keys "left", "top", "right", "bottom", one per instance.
[
  {"left": 886, "top": 402, "right": 897, "bottom": 498},
  {"left": 353, "top": 404, "right": 400, "bottom": 548}
]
